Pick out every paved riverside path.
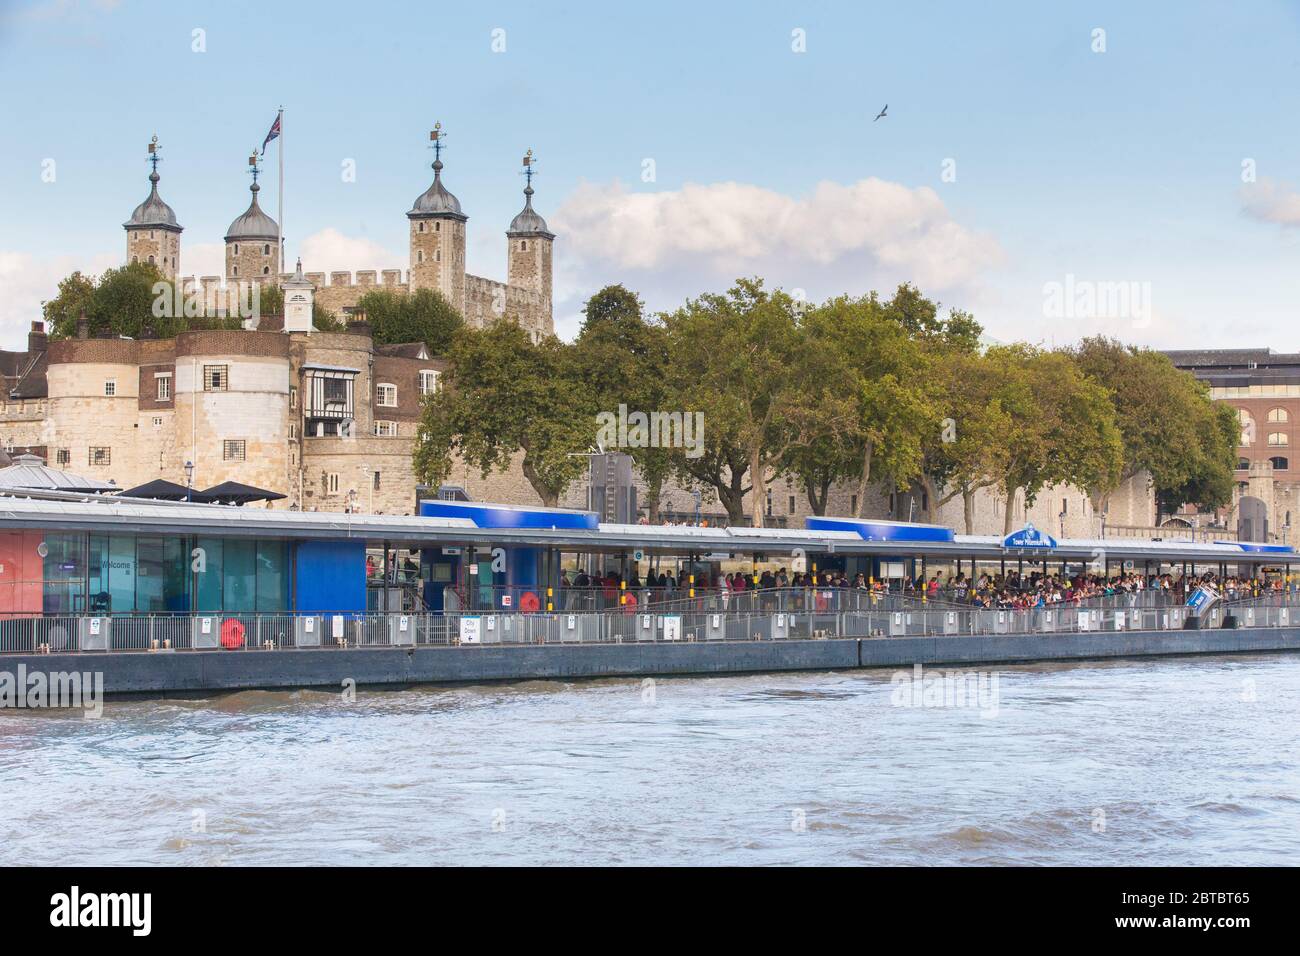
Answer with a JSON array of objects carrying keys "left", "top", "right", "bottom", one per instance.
[{"left": 4, "top": 628, "right": 1300, "bottom": 695}]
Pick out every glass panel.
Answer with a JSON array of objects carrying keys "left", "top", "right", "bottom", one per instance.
[
  {"left": 255, "top": 540, "right": 289, "bottom": 612},
  {"left": 195, "top": 537, "right": 224, "bottom": 612},
  {"left": 43, "top": 533, "right": 85, "bottom": 614},
  {"left": 137, "top": 536, "right": 191, "bottom": 613},
  {"left": 223, "top": 539, "right": 257, "bottom": 612}
]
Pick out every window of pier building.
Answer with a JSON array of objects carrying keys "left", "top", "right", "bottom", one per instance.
[
  {"left": 1269, "top": 407, "right": 1290, "bottom": 423},
  {"left": 0, "top": 532, "right": 291, "bottom": 615},
  {"left": 1269, "top": 432, "right": 1290, "bottom": 446},
  {"left": 1270, "top": 456, "right": 1289, "bottom": 471}
]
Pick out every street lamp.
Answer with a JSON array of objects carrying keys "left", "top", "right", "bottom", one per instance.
[
  {"left": 184, "top": 460, "right": 194, "bottom": 502},
  {"left": 1059, "top": 509, "right": 1067, "bottom": 539}
]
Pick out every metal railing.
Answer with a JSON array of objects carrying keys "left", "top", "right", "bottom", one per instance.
[{"left": 0, "top": 598, "right": 1295, "bottom": 655}]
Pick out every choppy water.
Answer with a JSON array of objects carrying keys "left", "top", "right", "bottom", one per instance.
[{"left": 2, "top": 655, "right": 1298, "bottom": 865}]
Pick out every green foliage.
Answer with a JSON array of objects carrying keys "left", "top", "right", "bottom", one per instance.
[
  {"left": 43, "top": 262, "right": 186, "bottom": 339},
  {"left": 357, "top": 287, "right": 462, "bottom": 354},
  {"left": 414, "top": 320, "right": 592, "bottom": 507}
]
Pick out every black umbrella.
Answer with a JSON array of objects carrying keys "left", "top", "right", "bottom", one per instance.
[
  {"left": 200, "top": 480, "right": 288, "bottom": 505},
  {"left": 117, "top": 479, "right": 213, "bottom": 503}
]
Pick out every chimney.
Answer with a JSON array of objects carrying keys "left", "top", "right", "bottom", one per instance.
[
  {"left": 27, "top": 320, "right": 47, "bottom": 354},
  {"left": 76, "top": 310, "right": 89, "bottom": 340}
]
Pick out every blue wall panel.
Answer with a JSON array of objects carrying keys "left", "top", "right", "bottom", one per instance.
[
  {"left": 418, "top": 500, "right": 597, "bottom": 530},
  {"left": 805, "top": 516, "right": 955, "bottom": 543},
  {"left": 294, "top": 540, "right": 367, "bottom": 613}
]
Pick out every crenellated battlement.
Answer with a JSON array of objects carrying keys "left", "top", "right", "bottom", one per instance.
[{"left": 293, "top": 269, "right": 409, "bottom": 289}]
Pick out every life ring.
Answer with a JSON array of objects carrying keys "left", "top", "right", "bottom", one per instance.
[
  {"left": 220, "top": 618, "right": 246, "bottom": 649},
  {"left": 622, "top": 592, "right": 638, "bottom": 614},
  {"left": 519, "top": 591, "right": 540, "bottom": 613}
]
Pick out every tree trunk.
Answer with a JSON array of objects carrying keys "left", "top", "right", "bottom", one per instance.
[
  {"left": 963, "top": 486, "right": 976, "bottom": 534},
  {"left": 749, "top": 448, "right": 767, "bottom": 528},
  {"left": 803, "top": 472, "right": 831, "bottom": 516},
  {"left": 922, "top": 474, "right": 940, "bottom": 524},
  {"left": 521, "top": 456, "right": 559, "bottom": 509},
  {"left": 1003, "top": 488, "right": 1018, "bottom": 535},
  {"left": 854, "top": 442, "right": 875, "bottom": 518},
  {"left": 645, "top": 481, "right": 662, "bottom": 524}
]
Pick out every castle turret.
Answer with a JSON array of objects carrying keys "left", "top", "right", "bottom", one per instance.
[
  {"left": 124, "top": 136, "right": 182, "bottom": 280},
  {"left": 407, "top": 123, "right": 467, "bottom": 313},
  {"left": 225, "top": 151, "right": 281, "bottom": 283},
  {"left": 281, "top": 258, "right": 314, "bottom": 334},
  {"left": 506, "top": 149, "right": 555, "bottom": 311}
]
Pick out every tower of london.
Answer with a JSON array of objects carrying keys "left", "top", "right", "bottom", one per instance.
[{"left": 123, "top": 128, "right": 556, "bottom": 339}]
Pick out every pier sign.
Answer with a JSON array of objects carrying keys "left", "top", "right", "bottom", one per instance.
[
  {"left": 460, "top": 617, "right": 482, "bottom": 644},
  {"left": 1002, "top": 523, "right": 1057, "bottom": 551}
]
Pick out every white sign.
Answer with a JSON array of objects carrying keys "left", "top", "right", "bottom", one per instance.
[
  {"left": 399, "top": 615, "right": 409, "bottom": 632},
  {"left": 642, "top": 615, "right": 650, "bottom": 628},
  {"left": 442, "top": 547, "right": 462, "bottom": 556},
  {"left": 633, "top": 549, "right": 645, "bottom": 562},
  {"left": 89, "top": 618, "right": 101, "bottom": 636},
  {"left": 460, "top": 617, "right": 482, "bottom": 644},
  {"left": 776, "top": 614, "right": 785, "bottom": 628},
  {"left": 567, "top": 614, "right": 576, "bottom": 631},
  {"left": 304, "top": 617, "right": 315, "bottom": 633},
  {"left": 711, "top": 614, "right": 720, "bottom": 628},
  {"left": 332, "top": 615, "right": 344, "bottom": 638},
  {"left": 200, "top": 617, "right": 212, "bottom": 634},
  {"left": 486, "top": 616, "right": 495, "bottom": 631},
  {"left": 501, "top": 595, "right": 512, "bottom": 608},
  {"left": 663, "top": 616, "right": 681, "bottom": 641}
]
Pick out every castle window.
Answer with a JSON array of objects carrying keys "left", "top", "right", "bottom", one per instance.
[
  {"left": 263, "top": 244, "right": 270, "bottom": 255},
  {"left": 788, "top": 495, "right": 796, "bottom": 514},
  {"left": 1269, "top": 432, "right": 1290, "bottom": 446},
  {"left": 222, "top": 439, "right": 246, "bottom": 461},
  {"left": 435, "top": 250, "right": 441, "bottom": 263},
  {"left": 132, "top": 256, "right": 138, "bottom": 264},
  {"left": 373, "top": 471, "right": 381, "bottom": 492},
  {"left": 234, "top": 244, "right": 240, "bottom": 255},
  {"left": 203, "top": 365, "right": 228, "bottom": 391},
  {"left": 149, "top": 231, "right": 154, "bottom": 239},
  {"left": 232, "top": 266, "right": 238, "bottom": 276},
  {"left": 1270, "top": 456, "right": 1289, "bottom": 470},
  {"left": 1236, "top": 458, "right": 1250, "bottom": 470},
  {"left": 417, "top": 251, "right": 424, "bottom": 264},
  {"left": 325, "top": 472, "right": 340, "bottom": 496},
  {"left": 521, "top": 240, "right": 527, "bottom": 251},
  {"left": 55, "top": 448, "right": 70, "bottom": 466},
  {"left": 263, "top": 266, "right": 270, "bottom": 275},
  {"left": 104, "top": 380, "right": 116, "bottom": 397},
  {"left": 290, "top": 386, "right": 298, "bottom": 410},
  {"left": 289, "top": 423, "right": 297, "bottom": 441},
  {"left": 435, "top": 222, "right": 440, "bottom": 233},
  {"left": 418, "top": 222, "right": 424, "bottom": 233},
  {"left": 1269, "top": 407, "right": 1290, "bottom": 423},
  {"left": 419, "top": 369, "right": 440, "bottom": 395},
  {"left": 89, "top": 447, "right": 111, "bottom": 467},
  {"left": 376, "top": 383, "right": 397, "bottom": 407},
  {"left": 156, "top": 372, "right": 171, "bottom": 401},
  {"left": 374, "top": 421, "right": 397, "bottom": 437},
  {"left": 148, "top": 255, "right": 155, "bottom": 265}
]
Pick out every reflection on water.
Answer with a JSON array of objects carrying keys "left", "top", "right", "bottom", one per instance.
[{"left": 1, "top": 655, "right": 1298, "bottom": 865}]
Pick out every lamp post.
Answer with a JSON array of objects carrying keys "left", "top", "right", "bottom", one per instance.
[
  {"left": 184, "top": 460, "right": 194, "bottom": 502},
  {"left": 1059, "top": 509, "right": 1067, "bottom": 539}
]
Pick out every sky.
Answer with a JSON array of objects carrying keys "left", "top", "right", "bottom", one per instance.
[{"left": 2, "top": 0, "right": 1300, "bottom": 351}]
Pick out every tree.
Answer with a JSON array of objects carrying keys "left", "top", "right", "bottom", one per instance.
[
  {"left": 1069, "top": 337, "right": 1235, "bottom": 514},
  {"left": 571, "top": 284, "right": 673, "bottom": 521},
  {"left": 413, "top": 319, "right": 591, "bottom": 507},
  {"left": 995, "top": 345, "right": 1123, "bottom": 533},
  {"left": 661, "top": 278, "right": 821, "bottom": 527},
  {"left": 357, "top": 287, "right": 462, "bottom": 354},
  {"left": 43, "top": 262, "right": 185, "bottom": 339},
  {"left": 881, "top": 282, "right": 984, "bottom": 351},
  {"left": 790, "top": 294, "right": 937, "bottom": 516},
  {"left": 41, "top": 271, "right": 95, "bottom": 338}
]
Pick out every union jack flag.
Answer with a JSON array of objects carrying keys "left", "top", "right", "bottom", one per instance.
[{"left": 261, "top": 114, "right": 281, "bottom": 156}]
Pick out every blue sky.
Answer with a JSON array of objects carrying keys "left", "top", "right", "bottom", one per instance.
[{"left": 3, "top": 0, "right": 1300, "bottom": 351}]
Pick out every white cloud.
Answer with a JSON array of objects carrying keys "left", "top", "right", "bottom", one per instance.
[
  {"left": 549, "top": 177, "right": 1004, "bottom": 330},
  {"left": 0, "top": 249, "right": 117, "bottom": 350},
  {"left": 1239, "top": 178, "right": 1300, "bottom": 227},
  {"left": 299, "top": 228, "right": 402, "bottom": 276}
]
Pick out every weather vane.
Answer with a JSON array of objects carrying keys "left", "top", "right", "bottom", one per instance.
[
  {"left": 429, "top": 122, "right": 444, "bottom": 165},
  {"left": 248, "top": 150, "right": 260, "bottom": 185},
  {"left": 147, "top": 135, "right": 161, "bottom": 175},
  {"left": 522, "top": 148, "right": 536, "bottom": 188}
]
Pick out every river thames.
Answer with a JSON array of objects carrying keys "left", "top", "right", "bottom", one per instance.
[{"left": 2, "top": 654, "right": 1297, "bottom": 866}]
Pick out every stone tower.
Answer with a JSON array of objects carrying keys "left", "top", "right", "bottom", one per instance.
[
  {"left": 225, "top": 152, "right": 281, "bottom": 283},
  {"left": 282, "top": 258, "right": 314, "bottom": 333},
  {"left": 124, "top": 136, "right": 182, "bottom": 280},
  {"left": 407, "top": 123, "right": 467, "bottom": 314},
  {"left": 506, "top": 149, "right": 555, "bottom": 308}
]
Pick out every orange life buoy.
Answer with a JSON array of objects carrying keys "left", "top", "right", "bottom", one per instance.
[
  {"left": 220, "top": 618, "right": 246, "bottom": 649},
  {"left": 519, "top": 591, "right": 540, "bottom": 613}
]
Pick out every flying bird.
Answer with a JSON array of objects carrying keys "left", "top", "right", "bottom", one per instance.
[{"left": 874, "top": 104, "right": 888, "bottom": 122}]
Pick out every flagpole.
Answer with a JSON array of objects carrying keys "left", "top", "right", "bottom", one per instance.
[{"left": 277, "top": 106, "right": 284, "bottom": 274}]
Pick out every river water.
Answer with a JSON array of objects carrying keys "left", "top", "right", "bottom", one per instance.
[{"left": 2, "top": 654, "right": 1298, "bottom": 866}]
